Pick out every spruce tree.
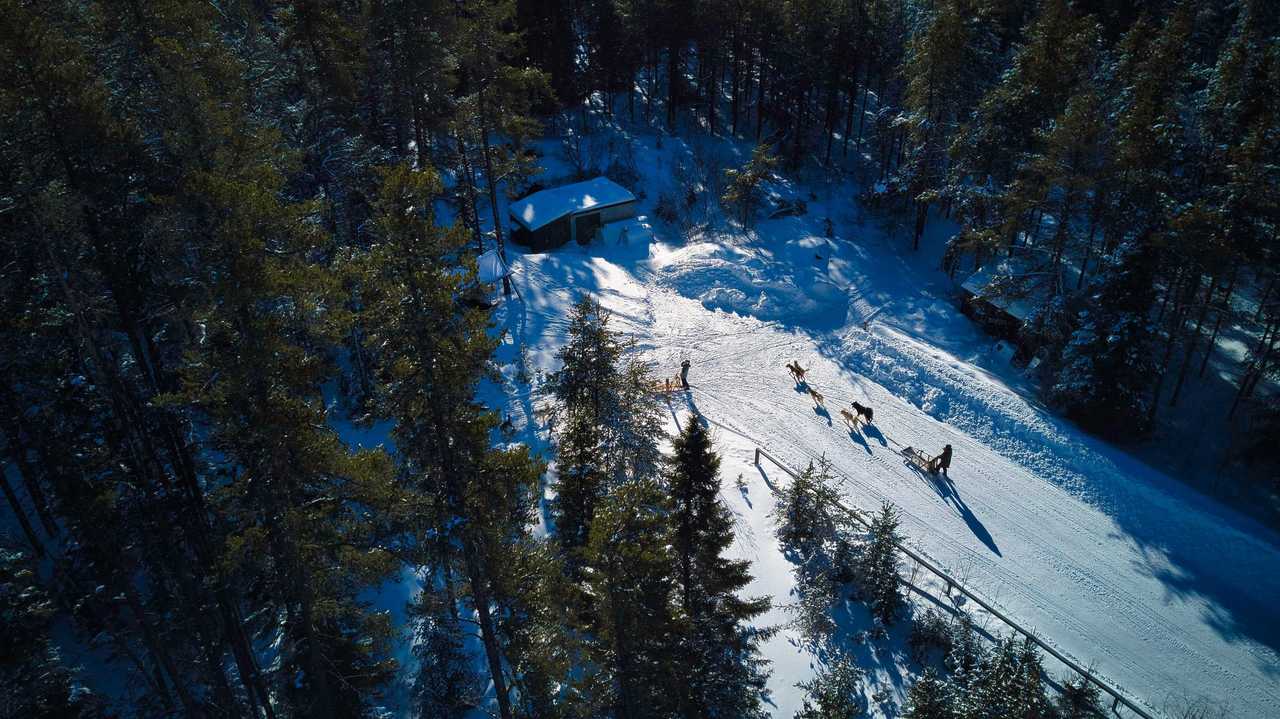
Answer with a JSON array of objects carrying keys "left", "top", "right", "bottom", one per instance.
[
  {"left": 794, "top": 656, "right": 866, "bottom": 719},
  {"left": 772, "top": 459, "right": 844, "bottom": 563},
  {"left": 549, "top": 296, "right": 665, "bottom": 558},
  {"left": 902, "top": 669, "right": 956, "bottom": 719},
  {"left": 1055, "top": 676, "right": 1105, "bottom": 718},
  {"left": 1048, "top": 241, "right": 1159, "bottom": 436},
  {"left": 856, "top": 502, "right": 905, "bottom": 626},
  {"left": 580, "top": 478, "right": 684, "bottom": 718},
  {"left": 668, "top": 418, "right": 772, "bottom": 717}
]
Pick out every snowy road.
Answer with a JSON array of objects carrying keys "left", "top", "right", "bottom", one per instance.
[{"left": 509, "top": 244, "right": 1280, "bottom": 718}]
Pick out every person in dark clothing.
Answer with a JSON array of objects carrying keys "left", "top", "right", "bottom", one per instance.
[
  {"left": 680, "top": 359, "right": 691, "bottom": 388},
  {"left": 933, "top": 444, "right": 952, "bottom": 477}
]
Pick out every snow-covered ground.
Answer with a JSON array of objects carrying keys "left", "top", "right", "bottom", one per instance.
[{"left": 484, "top": 125, "right": 1280, "bottom": 718}]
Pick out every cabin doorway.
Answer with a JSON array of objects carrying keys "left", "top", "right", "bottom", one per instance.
[{"left": 574, "top": 212, "right": 601, "bottom": 245}]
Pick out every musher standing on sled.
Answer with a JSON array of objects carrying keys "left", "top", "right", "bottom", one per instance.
[
  {"left": 680, "top": 359, "right": 691, "bottom": 388},
  {"left": 930, "top": 444, "right": 952, "bottom": 477}
]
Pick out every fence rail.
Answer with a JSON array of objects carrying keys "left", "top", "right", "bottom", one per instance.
[{"left": 753, "top": 445, "right": 1156, "bottom": 719}]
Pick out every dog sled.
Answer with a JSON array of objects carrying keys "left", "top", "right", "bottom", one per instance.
[
  {"left": 651, "top": 375, "right": 687, "bottom": 394},
  {"left": 901, "top": 446, "right": 938, "bottom": 473}
]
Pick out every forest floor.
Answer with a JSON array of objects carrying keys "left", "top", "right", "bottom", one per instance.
[{"left": 464, "top": 118, "right": 1280, "bottom": 718}]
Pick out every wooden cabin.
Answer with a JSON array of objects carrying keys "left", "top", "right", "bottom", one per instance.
[{"left": 508, "top": 177, "right": 637, "bottom": 251}]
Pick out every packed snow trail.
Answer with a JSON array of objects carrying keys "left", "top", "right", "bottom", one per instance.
[{"left": 508, "top": 247, "right": 1280, "bottom": 718}]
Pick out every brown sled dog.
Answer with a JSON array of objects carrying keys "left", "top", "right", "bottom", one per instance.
[
  {"left": 807, "top": 387, "right": 825, "bottom": 407},
  {"left": 786, "top": 361, "right": 808, "bottom": 384}
]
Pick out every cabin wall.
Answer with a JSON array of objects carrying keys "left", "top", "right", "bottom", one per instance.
[
  {"left": 539, "top": 215, "right": 572, "bottom": 250},
  {"left": 599, "top": 201, "right": 635, "bottom": 224}
]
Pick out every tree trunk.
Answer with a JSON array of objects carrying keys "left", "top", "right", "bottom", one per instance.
[
  {"left": 1199, "top": 270, "right": 1237, "bottom": 379},
  {"left": 0, "top": 471, "right": 43, "bottom": 557},
  {"left": 755, "top": 56, "right": 766, "bottom": 142},
  {"left": 1149, "top": 274, "right": 1196, "bottom": 423},
  {"left": 1255, "top": 270, "right": 1276, "bottom": 322},
  {"left": 855, "top": 80, "right": 869, "bottom": 156},
  {"left": 1169, "top": 274, "right": 1219, "bottom": 407},
  {"left": 462, "top": 538, "right": 514, "bottom": 719},
  {"left": 455, "top": 131, "right": 484, "bottom": 254},
  {"left": 913, "top": 202, "right": 928, "bottom": 251},
  {"left": 1229, "top": 316, "right": 1278, "bottom": 419},
  {"left": 0, "top": 413, "right": 58, "bottom": 537},
  {"left": 477, "top": 122, "right": 512, "bottom": 296},
  {"left": 667, "top": 41, "right": 679, "bottom": 129}
]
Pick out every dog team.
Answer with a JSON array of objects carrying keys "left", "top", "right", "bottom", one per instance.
[{"left": 784, "top": 360, "right": 952, "bottom": 477}]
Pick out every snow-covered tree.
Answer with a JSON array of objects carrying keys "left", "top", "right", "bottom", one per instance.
[
  {"left": 855, "top": 501, "right": 905, "bottom": 626},
  {"left": 1047, "top": 242, "right": 1159, "bottom": 436},
  {"left": 794, "top": 656, "right": 866, "bottom": 719},
  {"left": 902, "top": 669, "right": 956, "bottom": 719},
  {"left": 669, "top": 418, "right": 772, "bottom": 717}
]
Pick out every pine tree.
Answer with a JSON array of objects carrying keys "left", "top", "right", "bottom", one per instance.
[
  {"left": 410, "top": 587, "right": 482, "bottom": 719},
  {"left": 902, "top": 668, "right": 956, "bottom": 719},
  {"left": 668, "top": 418, "right": 772, "bottom": 717},
  {"left": 899, "top": 0, "right": 993, "bottom": 249},
  {"left": 451, "top": 0, "right": 552, "bottom": 273},
  {"left": 856, "top": 502, "right": 905, "bottom": 625},
  {"left": 354, "top": 163, "right": 559, "bottom": 719},
  {"left": 549, "top": 296, "right": 665, "bottom": 558},
  {"left": 722, "top": 144, "right": 781, "bottom": 224},
  {"left": 580, "top": 478, "right": 684, "bottom": 718},
  {"left": 0, "top": 546, "right": 109, "bottom": 718},
  {"left": 794, "top": 656, "right": 866, "bottom": 719},
  {"left": 177, "top": 128, "right": 403, "bottom": 719},
  {"left": 1048, "top": 241, "right": 1159, "bottom": 436}
]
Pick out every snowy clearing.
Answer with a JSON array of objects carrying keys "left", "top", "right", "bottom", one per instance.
[{"left": 488, "top": 164, "right": 1280, "bottom": 716}]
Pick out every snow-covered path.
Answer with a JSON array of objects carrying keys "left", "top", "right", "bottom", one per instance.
[{"left": 508, "top": 243, "right": 1280, "bottom": 718}]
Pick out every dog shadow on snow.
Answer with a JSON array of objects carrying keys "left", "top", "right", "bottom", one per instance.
[
  {"left": 845, "top": 426, "right": 872, "bottom": 454},
  {"left": 861, "top": 423, "right": 889, "bottom": 448}
]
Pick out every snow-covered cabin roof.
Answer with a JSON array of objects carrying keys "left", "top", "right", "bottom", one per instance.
[
  {"left": 509, "top": 177, "right": 635, "bottom": 231},
  {"left": 961, "top": 254, "right": 1085, "bottom": 322},
  {"left": 961, "top": 257, "right": 1040, "bottom": 322}
]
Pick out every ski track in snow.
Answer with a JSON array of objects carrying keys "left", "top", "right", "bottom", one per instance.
[{"left": 507, "top": 241, "right": 1280, "bottom": 718}]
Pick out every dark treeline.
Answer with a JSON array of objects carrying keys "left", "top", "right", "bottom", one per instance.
[
  {"left": 0, "top": 1, "right": 768, "bottom": 717},
  {"left": 1, "top": 0, "right": 1276, "bottom": 717}
]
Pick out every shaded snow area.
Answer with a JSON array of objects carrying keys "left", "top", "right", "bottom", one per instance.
[{"left": 473, "top": 125, "right": 1280, "bottom": 718}]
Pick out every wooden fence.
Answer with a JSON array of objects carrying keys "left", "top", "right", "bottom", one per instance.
[{"left": 753, "top": 445, "right": 1158, "bottom": 719}]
